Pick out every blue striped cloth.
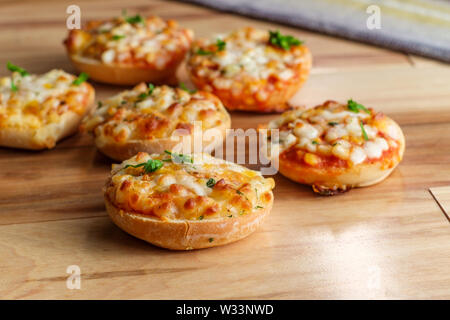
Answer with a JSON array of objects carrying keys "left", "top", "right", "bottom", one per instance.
[{"left": 181, "top": 0, "right": 450, "bottom": 63}]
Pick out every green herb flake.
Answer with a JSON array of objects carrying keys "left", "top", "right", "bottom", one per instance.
[
  {"left": 72, "top": 72, "right": 89, "bottom": 86},
  {"left": 255, "top": 205, "right": 264, "bottom": 209},
  {"left": 196, "top": 39, "right": 226, "bottom": 56},
  {"left": 198, "top": 215, "right": 204, "bottom": 220},
  {"left": 360, "top": 121, "right": 369, "bottom": 141},
  {"left": 328, "top": 121, "right": 338, "bottom": 126},
  {"left": 136, "top": 83, "right": 155, "bottom": 101},
  {"left": 206, "top": 178, "right": 216, "bottom": 188},
  {"left": 124, "top": 159, "right": 163, "bottom": 173},
  {"left": 208, "top": 238, "right": 214, "bottom": 243},
  {"left": 112, "top": 34, "right": 125, "bottom": 40},
  {"left": 125, "top": 14, "right": 145, "bottom": 25},
  {"left": 7, "top": 62, "right": 29, "bottom": 77},
  {"left": 147, "top": 83, "right": 155, "bottom": 94},
  {"left": 97, "top": 101, "right": 103, "bottom": 108},
  {"left": 228, "top": 215, "right": 233, "bottom": 218},
  {"left": 311, "top": 140, "right": 319, "bottom": 145},
  {"left": 216, "top": 39, "right": 226, "bottom": 51},
  {"left": 269, "top": 30, "right": 303, "bottom": 50},
  {"left": 164, "top": 150, "right": 193, "bottom": 164},
  {"left": 10, "top": 79, "right": 18, "bottom": 92},
  {"left": 179, "top": 82, "right": 197, "bottom": 94},
  {"left": 347, "top": 99, "right": 371, "bottom": 114},
  {"left": 196, "top": 48, "right": 213, "bottom": 55},
  {"left": 236, "top": 189, "right": 250, "bottom": 201}
]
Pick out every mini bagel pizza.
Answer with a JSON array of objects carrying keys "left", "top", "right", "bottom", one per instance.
[
  {"left": 81, "top": 83, "right": 231, "bottom": 161},
  {"left": 64, "top": 13, "right": 193, "bottom": 85},
  {"left": 266, "top": 100, "right": 405, "bottom": 195},
  {"left": 104, "top": 152, "right": 275, "bottom": 250},
  {"left": 187, "top": 27, "right": 312, "bottom": 113},
  {"left": 0, "top": 63, "right": 94, "bottom": 150}
]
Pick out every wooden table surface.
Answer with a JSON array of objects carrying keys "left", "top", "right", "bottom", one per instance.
[{"left": 1, "top": 0, "right": 449, "bottom": 299}]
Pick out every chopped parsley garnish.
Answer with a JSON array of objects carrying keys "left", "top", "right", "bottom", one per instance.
[
  {"left": 196, "top": 48, "right": 213, "bottom": 55},
  {"left": 347, "top": 99, "right": 371, "bottom": 114},
  {"left": 328, "top": 121, "right": 338, "bottom": 126},
  {"left": 196, "top": 39, "right": 226, "bottom": 55},
  {"left": 125, "top": 14, "right": 145, "bottom": 25},
  {"left": 228, "top": 215, "right": 233, "bottom": 218},
  {"left": 97, "top": 101, "right": 103, "bottom": 108},
  {"left": 206, "top": 178, "right": 216, "bottom": 188},
  {"left": 112, "top": 34, "right": 125, "bottom": 40},
  {"left": 136, "top": 83, "right": 155, "bottom": 101},
  {"left": 360, "top": 121, "right": 369, "bottom": 141},
  {"left": 199, "top": 215, "right": 204, "bottom": 220},
  {"left": 255, "top": 205, "right": 264, "bottom": 209},
  {"left": 7, "top": 62, "right": 29, "bottom": 92},
  {"left": 311, "top": 140, "right": 319, "bottom": 145},
  {"left": 147, "top": 83, "right": 155, "bottom": 94},
  {"left": 72, "top": 72, "right": 89, "bottom": 86},
  {"left": 164, "top": 150, "right": 193, "bottom": 164},
  {"left": 208, "top": 238, "right": 214, "bottom": 243},
  {"left": 124, "top": 159, "right": 163, "bottom": 173},
  {"left": 236, "top": 189, "right": 250, "bottom": 201},
  {"left": 179, "top": 82, "right": 197, "bottom": 94},
  {"left": 216, "top": 39, "right": 226, "bottom": 51},
  {"left": 10, "top": 79, "right": 18, "bottom": 92},
  {"left": 7, "top": 62, "right": 29, "bottom": 76},
  {"left": 269, "top": 30, "right": 303, "bottom": 50}
]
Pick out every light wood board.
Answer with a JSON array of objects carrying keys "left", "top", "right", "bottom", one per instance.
[{"left": 0, "top": 0, "right": 449, "bottom": 299}]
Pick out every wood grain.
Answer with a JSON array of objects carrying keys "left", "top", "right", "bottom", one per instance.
[
  {"left": 0, "top": 0, "right": 449, "bottom": 299},
  {"left": 430, "top": 187, "right": 450, "bottom": 222}
]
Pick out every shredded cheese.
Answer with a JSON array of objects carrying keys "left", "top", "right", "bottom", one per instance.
[{"left": 268, "top": 100, "right": 403, "bottom": 167}]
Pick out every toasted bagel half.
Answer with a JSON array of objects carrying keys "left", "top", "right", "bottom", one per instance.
[
  {"left": 0, "top": 68, "right": 94, "bottom": 150},
  {"left": 81, "top": 84, "right": 231, "bottom": 161},
  {"left": 187, "top": 27, "right": 312, "bottom": 113},
  {"left": 265, "top": 100, "right": 405, "bottom": 194},
  {"left": 64, "top": 15, "right": 193, "bottom": 85},
  {"left": 104, "top": 152, "right": 275, "bottom": 250}
]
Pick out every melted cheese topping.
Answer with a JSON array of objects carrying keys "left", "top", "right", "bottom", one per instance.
[
  {"left": 187, "top": 27, "right": 310, "bottom": 99},
  {"left": 106, "top": 152, "right": 275, "bottom": 221},
  {"left": 82, "top": 84, "right": 229, "bottom": 143},
  {"left": 66, "top": 16, "right": 193, "bottom": 69},
  {"left": 268, "top": 100, "right": 403, "bottom": 168},
  {"left": 0, "top": 69, "right": 92, "bottom": 129}
]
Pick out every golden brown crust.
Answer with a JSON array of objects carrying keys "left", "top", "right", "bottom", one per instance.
[
  {"left": 0, "top": 84, "right": 95, "bottom": 150},
  {"left": 68, "top": 55, "right": 180, "bottom": 86},
  {"left": 279, "top": 153, "right": 398, "bottom": 190},
  {"left": 105, "top": 194, "right": 273, "bottom": 250},
  {"left": 95, "top": 118, "right": 230, "bottom": 161}
]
